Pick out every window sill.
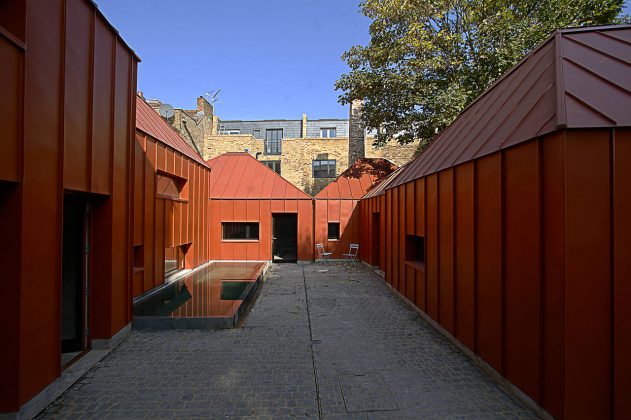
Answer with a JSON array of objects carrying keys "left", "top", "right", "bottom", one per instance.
[
  {"left": 327, "top": 238, "right": 339, "bottom": 242},
  {"left": 221, "top": 239, "right": 260, "bottom": 243},
  {"left": 405, "top": 260, "right": 425, "bottom": 272}
]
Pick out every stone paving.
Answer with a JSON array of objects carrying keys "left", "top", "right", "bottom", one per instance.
[{"left": 40, "top": 263, "right": 534, "bottom": 419}]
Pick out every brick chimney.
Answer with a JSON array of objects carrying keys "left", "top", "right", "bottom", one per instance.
[
  {"left": 197, "top": 96, "right": 214, "bottom": 116},
  {"left": 348, "top": 99, "right": 365, "bottom": 165}
]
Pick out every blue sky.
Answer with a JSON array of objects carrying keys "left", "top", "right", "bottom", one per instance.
[
  {"left": 94, "top": 0, "right": 371, "bottom": 120},
  {"left": 95, "top": 1, "right": 631, "bottom": 120}
]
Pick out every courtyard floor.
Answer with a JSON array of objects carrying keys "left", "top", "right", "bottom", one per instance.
[{"left": 40, "top": 263, "right": 534, "bottom": 419}]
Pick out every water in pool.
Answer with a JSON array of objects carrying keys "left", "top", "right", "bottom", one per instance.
[{"left": 133, "top": 261, "right": 266, "bottom": 329}]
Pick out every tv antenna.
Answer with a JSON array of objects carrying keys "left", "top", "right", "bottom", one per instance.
[
  {"left": 205, "top": 89, "right": 222, "bottom": 111},
  {"left": 159, "top": 103, "right": 175, "bottom": 120}
]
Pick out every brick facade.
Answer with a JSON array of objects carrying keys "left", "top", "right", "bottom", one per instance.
[{"left": 151, "top": 96, "right": 420, "bottom": 193}]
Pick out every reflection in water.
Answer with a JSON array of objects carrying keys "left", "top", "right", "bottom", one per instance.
[{"left": 134, "top": 262, "right": 265, "bottom": 319}]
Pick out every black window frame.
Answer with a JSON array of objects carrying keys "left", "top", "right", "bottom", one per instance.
[
  {"left": 312, "top": 159, "right": 336, "bottom": 178},
  {"left": 265, "top": 129, "right": 283, "bottom": 155},
  {"left": 327, "top": 222, "right": 340, "bottom": 240},
  {"left": 261, "top": 160, "right": 281, "bottom": 175},
  {"left": 222, "top": 222, "right": 260, "bottom": 241}
]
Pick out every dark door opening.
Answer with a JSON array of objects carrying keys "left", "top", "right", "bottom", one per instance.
[
  {"left": 61, "top": 194, "right": 89, "bottom": 367},
  {"left": 272, "top": 213, "right": 297, "bottom": 263},
  {"left": 372, "top": 213, "right": 380, "bottom": 266}
]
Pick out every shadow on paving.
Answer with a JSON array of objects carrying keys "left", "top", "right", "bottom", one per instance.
[{"left": 39, "top": 263, "right": 534, "bottom": 419}]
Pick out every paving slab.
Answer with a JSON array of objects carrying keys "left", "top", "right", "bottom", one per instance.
[{"left": 39, "top": 263, "right": 533, "bottom": 419}]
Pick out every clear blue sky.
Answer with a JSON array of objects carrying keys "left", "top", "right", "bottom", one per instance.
[
  {"left": 95, "top": 1, "right": 631, "bottom": 120},
  {"left": 94, "top": 0, "right": 371, "bottom": 120}
]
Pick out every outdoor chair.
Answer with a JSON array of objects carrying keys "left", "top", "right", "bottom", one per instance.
[
  {"left": 342, "top": 243, "right": 359, "bottom": 262},
  {"left": 316, "top": 243, "right": 332, "bottom": 263}
]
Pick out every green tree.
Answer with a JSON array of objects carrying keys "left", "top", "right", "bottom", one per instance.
[{"left": 336, "top": 0, "right": 626, "bottom": 148}]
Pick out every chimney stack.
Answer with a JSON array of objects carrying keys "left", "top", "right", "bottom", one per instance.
[
  {"left": 348, "top": 99, "right": 366, "bottom": 165},
  {"left": 301, "top": 113, "right": 308, "bottom": 138},
  {"left": 197, "top": 96, "right": 214, "bottom": 116}
]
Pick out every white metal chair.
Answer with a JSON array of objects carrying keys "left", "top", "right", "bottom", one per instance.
[
  {"left": 316, "top": 243, "right": 332, "bottom": 263},
  {"left": 342, "top": 243, "right": 359, "bottom": 262}
]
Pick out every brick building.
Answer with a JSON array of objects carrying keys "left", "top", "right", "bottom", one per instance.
[{"left": 148, "top": 96, "right": 419, "bottom": 194}]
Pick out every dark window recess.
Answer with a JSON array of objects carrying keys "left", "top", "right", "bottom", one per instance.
[
  {"left": 156, "top": 174, "right": 182, "bottom": 199},
  {"left": 265, "top": 129, "right": 283, "bottom": 155},
  {"left": 133, "top": 245, "right": 144, "bottom": 268},
  {"left": 405, "top": 235, "right": 425, "bottom": 263},
  {"left": 262, "top": 160, "right": 281, "bottom": 175},
  {"left": 222, "top": 222, "right": 259, "bottom": 240},
  {"left": 321, "top": 128, "right": 336, "bottom": 138},
  {"left": 313, "top": 159, "right": 336, "bottom": 178},
  {"left": 328, "top": 222, "right": 340, "bottom": 240}
]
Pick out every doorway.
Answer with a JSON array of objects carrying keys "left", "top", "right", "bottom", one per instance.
[
  {"left": 372, "top": 213, "right": 380, "bottom": 266},
  {"left": 272, "top": 213, "right": 297, "bottom": 263},
  {"left": 61, "top": 194, "right": 90, "bottom": 368}
]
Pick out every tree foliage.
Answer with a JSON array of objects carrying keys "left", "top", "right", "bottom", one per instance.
[{"left": 336, "top": 0, "right": 626, "bottom": 148}]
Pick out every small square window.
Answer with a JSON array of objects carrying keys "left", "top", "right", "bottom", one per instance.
[
  {"left": 313, "top": 159, "right": 336, "bottom": 178},
  {"left": 405, "top": 235, "right": 425, "bottom": 263},
  {"left": 328, "top": 222, "right": 340, "bottom": 240}
]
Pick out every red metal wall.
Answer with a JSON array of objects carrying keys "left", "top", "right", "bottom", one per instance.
[
  {"left": 132, "top": 131, "right": 211, "bottom": 297},
  {"left": 314, "top": 199, "right": 360, "bottom": 259},
  {"left": 358, "top": 129, "right": 631, "bottom": 420},
  {"left": 209, "top": 199, "right": 313, "bottom": 261},
  {"left": 0, "top": 0, "right": 138, "bottom": 412}
]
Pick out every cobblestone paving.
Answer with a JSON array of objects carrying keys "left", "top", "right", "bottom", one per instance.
[{"left": 40, "top": 263, "right": 534, "bottom": 419}]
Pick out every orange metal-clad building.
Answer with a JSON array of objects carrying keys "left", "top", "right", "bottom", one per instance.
[
  {"left": 207, "top": 153, "right": 314, "bottom": 262},
  {"left": 358, "top": 25, "right": 631, "bottom": 419},
  {"left": 357, "top": 165, "right": 407, "bottom": 268},
  {"left": 0, "top": 0, "right": 139, "bottom": 413},
  {"left": 133, "top": 96, "right": 212, "bottom": 297},
  {"left": 314, "top": 159, "right": 396, "bottom": 259}
]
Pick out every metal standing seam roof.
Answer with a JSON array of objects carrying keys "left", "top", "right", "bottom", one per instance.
[
  {"left": 206, "top": 153, "right": 312, "bottom": 199},
  {"left": 314, "top": 158, "right": 397, "bottom": 200},
  {"left": 362, "top": 163, "right": 410, "bottom": 199},
  {"left": 136, "top": 96, "right": 210, "bottom": 168},
  {"left": 388, "top": 24, "right": 631, "bottom": 190}
]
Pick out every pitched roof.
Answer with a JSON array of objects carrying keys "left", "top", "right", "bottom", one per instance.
[
  {"left": 314, "top": 158, "right": 397, "bottom": 200},
  {"left": 206, "top": 153, "right": 311, "bottom": 199},
  {"left": 135, "top": 95, "right": 209, "bottom": 168},
  {"left": 362, "top": 164, "right": 409, "bottom": 199},
  {"left": 389, "top": 25, "right": 631, "bottom": 189}
]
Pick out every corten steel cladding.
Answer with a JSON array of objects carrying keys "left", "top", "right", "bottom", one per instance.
[
  {"left": 0, "top": 0, "right": 139, "bottom": 412},
  {"left": 207, "top": 153, "right": 313, "bottom": 261},
  {"left": 357, "top": 26, "right": 631, "bottom": 420},
  {"left": 134, "top": 96, "right": 212, "bottom": 298},
  {"left": 315, "top": 159, "right": 396, "bottom": 259}
]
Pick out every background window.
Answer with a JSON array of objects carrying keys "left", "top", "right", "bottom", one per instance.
[
  {"left": 328, "top": 222, "right": 340, "bottom": 240},
  {"left": 405, "top": 235, "right": 425, "bottom": 263},
  {"left": 261, "top": 160, "right": 281, "bottom": 175},
  {"left": 222, "top": 222, "right": 259, "bottom": 240},
  {"left": 265, "top": 129, "right": 283, "bottom": 155},
  {"left": 253, "top": 129, "right": 261, "bottom": 138},
  {"left": 320, "top": 128, "right": 336, "bottom": 138},
  {"left": 313, "top": 160, "right": 336, "bottom": 178}
]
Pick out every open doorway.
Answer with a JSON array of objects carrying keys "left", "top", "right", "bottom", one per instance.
[
  {"left": 272, "top": 214, "right": 297, "bottom": 263},
  {"left": 61, "top": 194, "right": 90, "bottom": 368}
]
